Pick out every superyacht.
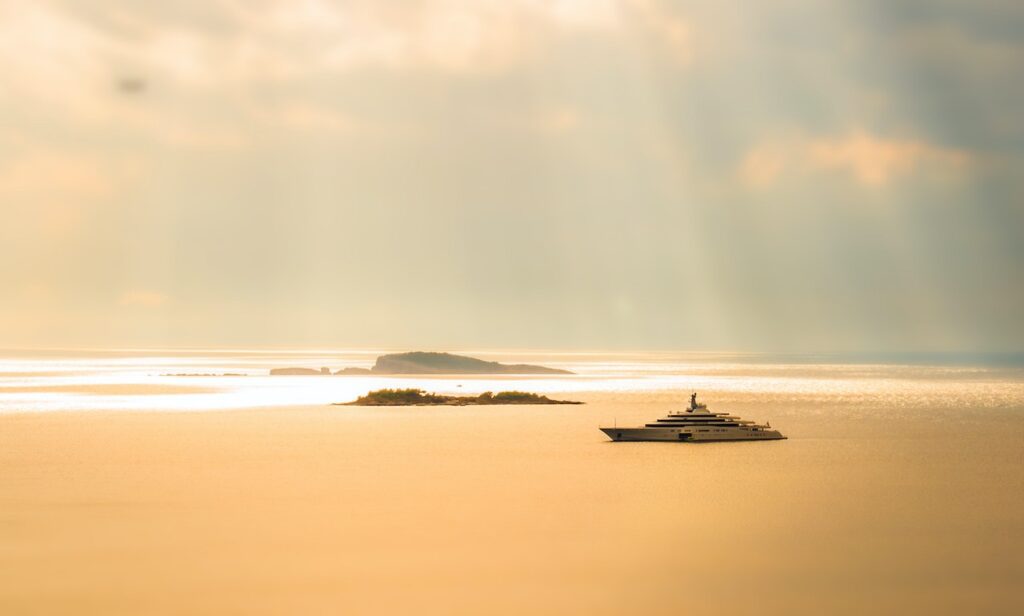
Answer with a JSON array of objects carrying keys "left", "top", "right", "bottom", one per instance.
[{"left": 600, "top": 393, "right": 786, "bottom": 442}]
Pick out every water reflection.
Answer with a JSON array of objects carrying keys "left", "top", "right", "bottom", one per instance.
[{"left": 2, "top": 350, "right": 1023, "bottom": 413}]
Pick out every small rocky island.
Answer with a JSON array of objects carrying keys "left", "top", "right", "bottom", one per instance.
[
  {"left": 269, "top": 367, "right": 333, "bottom": 376},
  {"left": 337, "top": 388, "right": 583, "bottom": 406},
  {"left": 271, "top": 351, "right": 572, "bottom": 376}
]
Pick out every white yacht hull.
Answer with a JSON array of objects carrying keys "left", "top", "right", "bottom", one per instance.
[
  {"left": 602, "top": 394, "right": 785, "bottom": 442},
  {"left": 600, "top": 427, "right": 786, "bottom": 442}
]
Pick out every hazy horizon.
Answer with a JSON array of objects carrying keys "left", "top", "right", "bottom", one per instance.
[{"left": 3, "top": 345, "right": 1024, "bottom": 367}]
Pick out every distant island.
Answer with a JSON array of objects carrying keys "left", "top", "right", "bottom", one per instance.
[
  {"left": 269, "top": 367, "right": 333, "bottom": 376},
  {"left": 161, "top": 373, "right": 247, "bottom": 377},
  {"left": 336, "top": 388, "right": 583, "bottom": 406},
  {"left": 271, "top": 351, "right": 572, "bottom": 376}
]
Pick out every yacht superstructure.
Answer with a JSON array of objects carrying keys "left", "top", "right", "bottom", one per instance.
[{"left": 600, "top": 393, "right": 785, "bottom": 442}]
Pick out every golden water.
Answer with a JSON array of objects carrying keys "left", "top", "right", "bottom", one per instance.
[{"left": 1, "top": 350, "right": 1022, "bottom": 614}]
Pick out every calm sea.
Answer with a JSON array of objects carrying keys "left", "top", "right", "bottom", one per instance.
[
  {"left": 1, "top": 349, "right": 1022, "bottom": 614},
  {"left": 2, "top": 348, "right": 1023, "bottom": 413}
]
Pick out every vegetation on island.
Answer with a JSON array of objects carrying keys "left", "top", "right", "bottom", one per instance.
[{"left": 336, "top": 388, "right": 583, "bottom": 406}]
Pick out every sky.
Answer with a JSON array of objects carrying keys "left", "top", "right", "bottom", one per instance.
[{"left": 1, "top": 0, "right": 1022, "bottom": 353}]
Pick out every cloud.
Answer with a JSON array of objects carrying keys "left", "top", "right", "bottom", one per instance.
[
  {"left": 119, "top": 290, "right": 169, "bottom": 308},
  {"left": 537, "top": 106, "right": 582, "bottom": 134},
  {"left": 145, "top": 0, "right": 633, "bottom": 79},
  {"left": 0, "top": 1, "right": 111, "bottom": 112},
  {"left": 631, "top": 0, "right": 693, "bottom": 65},
  {"left": 739, "top": 130, "right": 971, "bottom": 188},
  {"left": 808, "top": 131, "right": 968, "bottom": 185},
  {"left": 738, "top": 142, "right": 787, "bottom": 188},
  {"left": 1, "top": 1, "right": 692, "bottom": 88},
  {"left": 0, "top": 149, "right": 135, "bottom": 239},
  {"left": 259, "top": 101, "right": 355, "bottom": 133},
  {"left": 0, "top": 0, "right": 696, "bottom": 158},
  {"left": 0, "top": 151, "right": 114, "bottom": 201}
]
